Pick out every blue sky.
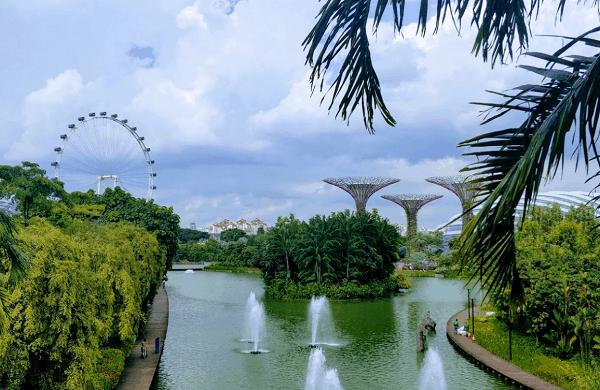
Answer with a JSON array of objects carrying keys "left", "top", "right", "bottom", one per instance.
[{"left": 1, "top": 0, "right": 598, "bottom": 230}]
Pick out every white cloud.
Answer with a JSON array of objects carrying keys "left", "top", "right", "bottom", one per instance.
[
  {"left": 176, "top": 3, "right": 208, "bottom": 30},
  {"left": 5, "top": 69, "right": 85, "bottom": 160}
]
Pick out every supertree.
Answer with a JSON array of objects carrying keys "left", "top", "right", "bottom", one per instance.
[
  {"left": 381, "top": 194, "right": 442, "bottom": 253},
  {"left": 426, "top": 175, "right": 478, "bottom": 229},
  {"left": 323, "top": 176, "right": 400, "bottom": 212}
]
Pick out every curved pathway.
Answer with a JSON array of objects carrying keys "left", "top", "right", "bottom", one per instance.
[
  {"left": 116, "top": 285, "right": 169, "bottom": 390},
  {"left": 446, "top": 308, "right": 562, "bottom": 390}
]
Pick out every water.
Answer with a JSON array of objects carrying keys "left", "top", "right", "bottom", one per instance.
[
  {"left": 183, "top": 269, "right": 194, "bottom": 274},
  {"left": 242, "top": 291, "right": 266, "bottom": 353},
  {"left": 309, "top": 296, "right": 336, "bottom": 346},
  {"left": 155, "top": 272, "right": 515, "bottom": 389},
  {"left": 305, "top": 348, "right": 343, "bottom": 390},
  {"left": 419, "top": 348, "right": 447, "bottom": 390}
]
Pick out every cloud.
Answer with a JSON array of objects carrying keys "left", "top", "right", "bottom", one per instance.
[
  {"left": 5, "top": 69, "right": 85, "bottom": 160},
  {"left": 176, "top": 3, "right": 208, "bottom": 30},
  {"left": 1, "top": 0, "right": 599, "bottom": 231}
]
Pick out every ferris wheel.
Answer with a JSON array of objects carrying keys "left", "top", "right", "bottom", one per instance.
[{"left": 52, "top": 112, "right": 156, "bottom": 200}]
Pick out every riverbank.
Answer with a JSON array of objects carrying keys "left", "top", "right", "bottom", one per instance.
[
  {"left": 446, "top": 308, "right": 562, "bottom": 390},
  {"left": 116, "top": 286, "right": 169, "bottom": 390},
  {"left": 475, "top": 314, "right": 600, "bottom": 389}
]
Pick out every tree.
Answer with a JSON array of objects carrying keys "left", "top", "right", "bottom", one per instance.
[
  {"left": 0, "top": 162, "right": 66, "bottom": 222},
  {"left": 178, "top": 228, "right": 209, "bottom": 243},
  {"left": 71, "top": 188, "right": 180, "bottom": 270},
  {"left": 220, "top": 228, "right": 247, "bottom": 242},
  {"left": 298, "top": 215, "right": 337, "bottom": 284},
  {"left": 0, "top": 210, "right": 28, "bottom": 328},
  {"left": 267, "top": 215, "right": 301, "bottom": 279},
  {"left": 305, "top": 1, "right": 600, "bottom": 299}
]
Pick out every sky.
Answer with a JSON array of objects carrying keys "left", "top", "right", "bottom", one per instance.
[{"left": 1, "top": 0, "right": 599, "bottom": 230}]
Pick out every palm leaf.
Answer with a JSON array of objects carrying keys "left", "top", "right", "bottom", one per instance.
[
  {"left": 459, "top": 27, "right": 600, "bottom": 301},
  {"left": 303, "top": 0, "right": 575, "bottom": 131}
]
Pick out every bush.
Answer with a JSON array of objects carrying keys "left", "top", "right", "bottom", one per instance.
[
  {"left": 90, "top": 348, "right": 126, "bottom": 389},
  {"left": 391, "top": 268, "right": 411, "bottom": 289},
  {"left": 265, "top": 279, "right": 396, "bottom": 300},
  {"left": 0, "top": 218, "right": 165, "bottom": 389}
]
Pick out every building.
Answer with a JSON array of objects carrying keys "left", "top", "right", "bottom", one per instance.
[
  {"left": 438, "top": 190, "right": 600, "bottom": 247},
  {"left": 206, "top": 217, "right": 268, "bottom": 237}
]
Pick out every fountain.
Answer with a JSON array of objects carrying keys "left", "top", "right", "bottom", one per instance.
[
  {"left": 309, "top": 296, "right": 336, "bottom": 347},
  {"left": 418, "top": 348, "right": 447, "bottom": 390},
  {"left": 243, "top": 291, "right": 266, "bottom": 354},
  {"left": 305, "top": 348, "right": 343, "bottom": 390}
]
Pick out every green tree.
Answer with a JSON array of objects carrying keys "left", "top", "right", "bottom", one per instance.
[
  {"left": 178, "top": 228, "right": 209, "bottom": 243},
  {"left": 267, "top": 215, "right": 301, "bottom": 279},
  {"left": 220, "top": 228, "right": 247, "bottom": 242},
  {"left": 71, "top": 188, "right": 180, "bottom": 269},
  {"left": 0, "top": 210, "right": 28, "bottom": 328},
  {"left": 0, "top": 162, "right": 66, "bottom": 222}
]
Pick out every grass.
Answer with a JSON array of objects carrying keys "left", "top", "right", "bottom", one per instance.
[
  {"left": 401, "top": 270, "right": 440, "bottom": 278},
  {"left": 202, "top": 262, "right": 261, "bottom": 274},
  {"left": 475, "top": 315, "right": 600, "bottom": 390}
]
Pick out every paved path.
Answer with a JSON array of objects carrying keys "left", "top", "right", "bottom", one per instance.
[
  {"left": 447, "top": 307, "right": 562, "bottom": 390},
  {"left": 116, "top": 286, "right": 169, "bottom": 390},
  {"left": 171, "top": 262, "right": 210, "bottom": 271}
]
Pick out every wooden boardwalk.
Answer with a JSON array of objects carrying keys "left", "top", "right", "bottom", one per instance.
[
  {"left": 116, "top": 286, "right": 169, "bottom": 390},
  {"left": 447, "top": 308, "right": 563, "bottom": 390}
]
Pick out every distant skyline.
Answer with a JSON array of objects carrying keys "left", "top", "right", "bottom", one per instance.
[{"left": 1, "top": 0, "right": 598, "bottom": 229}]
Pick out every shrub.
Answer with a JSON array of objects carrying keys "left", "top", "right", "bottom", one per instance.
[{"left": 391, "top": 268, "right": 411, "bottom": 289}]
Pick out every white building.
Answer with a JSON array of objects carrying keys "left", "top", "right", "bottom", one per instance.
[
  {"left": 438, "top": 190, "right": 600, "bottom": 246},
  {"left": 206, "top": 217, "right": 268, "bottom": 237}
]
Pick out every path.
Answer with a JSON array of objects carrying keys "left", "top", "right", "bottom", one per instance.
[
  {"left": 116, "top": 286, "right": 169, "bottom": 390},
  {"left": 171, "top": 262, "right": 210, "bottom": 271},
  {"left": 446, "top": 307, "right": 562, "bottom": 390}
]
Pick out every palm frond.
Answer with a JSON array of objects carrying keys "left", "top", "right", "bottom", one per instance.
[
  {"left": 303, "top": 0, "right": 580, "bottom": 131},
  {"left": 459, "top": 27, "right": 600, "bottom": 300},
  {"left": 0, "top": 210, "right": 28, "bottom": 284}
]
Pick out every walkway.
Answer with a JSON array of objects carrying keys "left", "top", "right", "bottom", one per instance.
[
  {"left": 446, "top": 308, "right": 562, "bottom": 390},
  {"left": 116, "top": 286, "right": 169, "bottom": 390},
  {"left": 171, "top": 262, "right": 210, "bottom": 271}
]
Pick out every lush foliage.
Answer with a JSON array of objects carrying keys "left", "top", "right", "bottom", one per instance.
[
  {"left": 0, "top": 162, "right": 67, "bottom": 221},
  {"left": 220, "top": 228, "right": 247, "bottom": 242},
  {"left": 265, "top": 278, "right": 397, "bottom": 300},
  {"left": 476, "top": 315, "right": 600, "bottom": 390},
  {"left": 0, "top": 218, "right": 165, "bottom": 389},
  {"left": 492, "top": 205, "right": 600, "bottom": 366},
  {"left": 70, "top": 188, "right": 180, "bottom": 269},
  {"left": 261, "top": 210, "right": 401, "bottom": 298},
  {"left": 178, "top": 228, "right": 209, "bottom": 243}
]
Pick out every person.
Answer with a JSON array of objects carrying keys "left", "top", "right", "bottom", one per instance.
[
  {"left": 463, "top": 323, "right": 470, "bottom": 337},
  {"left": 453, "top": 318, "right": 460, "bottom": 334},
  {"left": 140, "top": 341, "right": 146, "bottom": 359}
]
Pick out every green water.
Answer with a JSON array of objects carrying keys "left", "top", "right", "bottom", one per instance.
[{"left": 154, "top": 272, "right": 514, "bottom": 390}]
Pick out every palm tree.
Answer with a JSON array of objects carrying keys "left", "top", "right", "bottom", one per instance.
[
  {"left": 0, "top": 209, "right": 28, "bottom": 326},
  {"left": 269, "top": 215, "right": 301, "bottom": 279},
  {"left": 299, "top": 215, "right": 338, "bottom": 284},
  {"left": 304, "top": 1, "right": 600, "bottom": 299}
]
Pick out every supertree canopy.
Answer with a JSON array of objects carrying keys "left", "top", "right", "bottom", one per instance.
[
  {"left": 323, "top": 176, "right": 400, "bottom": 212},
  {"left": 426, "top": 175, "right": 478, "bottom": 228},
  {"left": 381, "top": 194, "right": 442, "bottom": 253}
]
